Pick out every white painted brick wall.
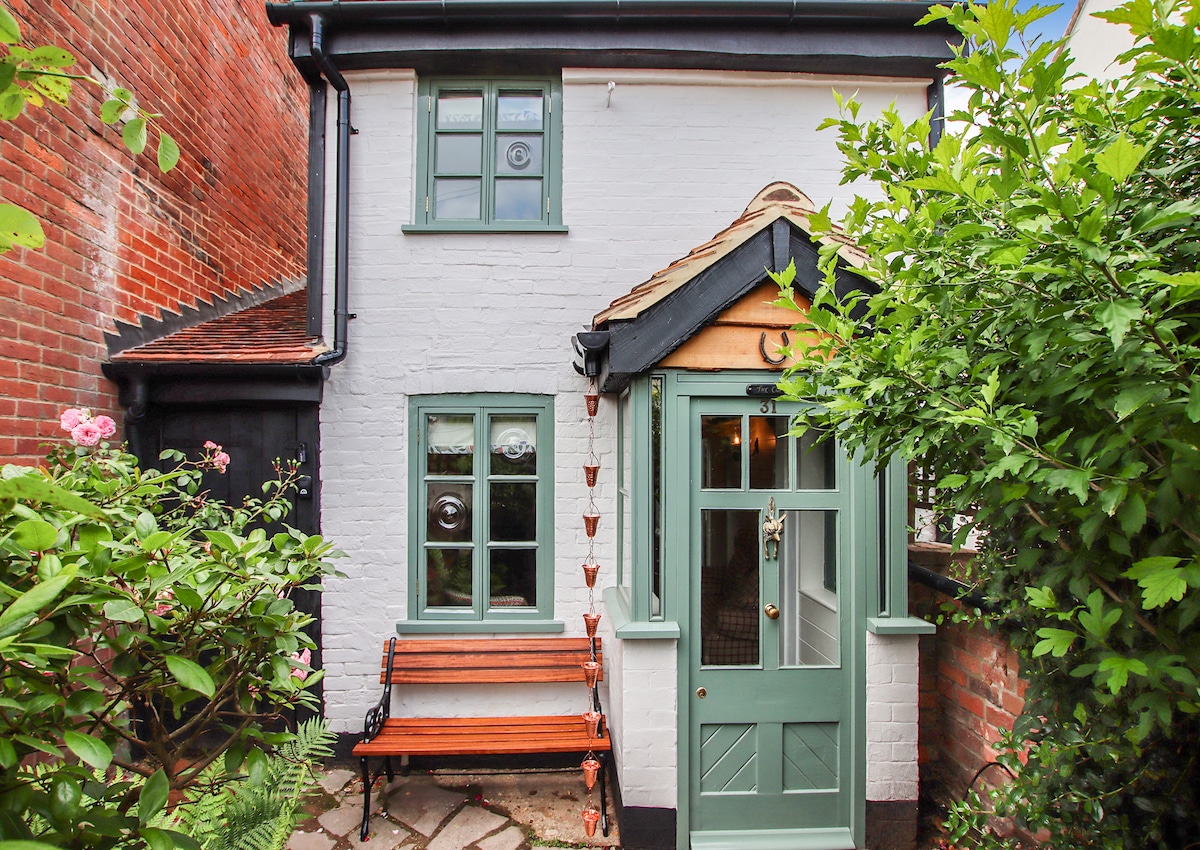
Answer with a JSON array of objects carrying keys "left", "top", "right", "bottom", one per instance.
[
  {"left": 316, "top": 67, "right": 928, "bottom": 805},
  {"left": 865, "top": 632, "right": 922, "bottom": 802}
]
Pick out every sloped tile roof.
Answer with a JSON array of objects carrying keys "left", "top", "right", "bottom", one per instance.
[
  {"left": 110, "top": 290, "right": 325, "bottom": 364},
  {"left": 594, "top": 181, "right": 867, "bottom": 326}
]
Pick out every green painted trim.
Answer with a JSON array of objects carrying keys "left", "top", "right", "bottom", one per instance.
[
  {"left": 396, "top": 619, "right": 565, "bottom": 634},
  {"left": 604, "top": 586, "right": 681, "bottom": 639},
  {"left": 401, "top": 223, "right": 570, "bottom": 233},
  {"left": 407, "top": 393, "right": 554, "bottom": 623},
  {"left": 412, "top": 76, "right": 564, "bottom": 229},
  {"left": 689, "top": 827, "right": 856, "bottom": 850},
  {"left": 867, "top": 616, "right": 936, "bottom": 635}
]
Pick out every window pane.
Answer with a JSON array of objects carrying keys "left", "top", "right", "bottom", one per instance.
[
  {"left": 780, "top": 510, "right": 839, "bottom": 667},
  {"left": 701, "top": 415, "right": 741, "bottom": 489},
  {"left": 495, "top": 135, "right": 543, "bottom": 175},
  {"left": 428, "top": 483, "right": 472, "bottom": 542},
  {"left": 490, "top": 415, "right": 537, "bottom": 475},
  {"left": 490, "top": 548, "right": 537, "bottom": 607},
  {"left": 436, "top": 92, "right": 483, "bottom": 129},
  {"left": 701, "top": 509, "right": 760, "bottom": 666},
  {"left": 749, "top": 416, "right": 790, "bottom": 490},
  {"left": 497, "top": 92, "right": 543, "bottom": 130},
  {"left": 434, "top": 178, "right": 481, "bottom": 220},
  {"left": 797, "top": 429, "right": 836, "bottom": 490},
  {"left": 494, "top": 179, "right": 543, "bottom": 221},
  {"left": 490, "top": 482, "right": 536, "bottom": 541},
  {"left": 427, "top": 414, "right": 473, "bottom": 474},
  {"left": 427, "top": 548, "right": 473, "bottom": 607},
  {"left": 436, "top": 134, "right": 482, "bottom": 174}
]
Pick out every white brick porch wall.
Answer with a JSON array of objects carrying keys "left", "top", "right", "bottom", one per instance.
[
  {"left": 865, "top": 632, "right": 922, "bottom": 802},
  {"left": 316, "top": 67, "right": 929, "bottom": 808}
]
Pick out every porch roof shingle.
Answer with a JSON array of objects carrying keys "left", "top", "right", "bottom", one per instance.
[{"left": 593, "top": 181, "right": 867, "bottom": 327}]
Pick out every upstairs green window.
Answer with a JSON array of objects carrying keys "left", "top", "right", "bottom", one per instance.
[{"left": 410, "top": 78, "right": 564, "bottom": 232}]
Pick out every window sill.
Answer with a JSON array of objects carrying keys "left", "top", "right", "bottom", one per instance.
[
  {"left": 396, "top": 619, "right": 565, "bottom": 634},
  {"left": 604, "top": 586, "right": 680, "bottom": 640},
  {"left": 867, "top": 616, "right": 936, "bottom": 635},
  {"left": 402, "top": 223, "right": 570, "bottom": 234}
]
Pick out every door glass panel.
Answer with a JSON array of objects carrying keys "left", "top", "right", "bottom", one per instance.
[
  {"left": 779, "top": 510, "right": 839, "bottom": 667},
  {"left": 749, "top": 415, "right": 790, "bottom": 490},
  {"left": 490, "top": 548, "right": 536, "bottom": 607},
  {"left": 797, "top": 428, "right": 836, "bottom": 490},
  {"left": 701, "top": 416, "right": 742, "bottom": 489},
  {"left": 436, "top": 92, "right": 483, "bottom": 129},
  {"left": 426, "top": 548, "right": 473, "bottom": 607},
  {"left": 700, "top": 509, "right": 760, "bottom": 666}
]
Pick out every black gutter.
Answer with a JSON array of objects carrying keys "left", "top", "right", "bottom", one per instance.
[
  {"left": 300, "top": 13, "right": 353, "bottom": 368},
  {"left": 267, "top": 0, "right": 944, "bottom": 26},
  {"left": 908, "top": 561, "right": 1002, "bottom": 615}
]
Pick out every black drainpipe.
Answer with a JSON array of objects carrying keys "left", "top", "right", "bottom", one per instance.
[{"left": 308, "top": 13, "right": 353, "bottom": 367}]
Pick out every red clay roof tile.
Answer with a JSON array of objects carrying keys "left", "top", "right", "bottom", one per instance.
[{"left": 110, "top": 290, "right": 325, "bottom": 364}]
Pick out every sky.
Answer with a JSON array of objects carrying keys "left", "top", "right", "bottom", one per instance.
[{"left": 1021, "top": 0, "right": 1080, "bottom": 44}]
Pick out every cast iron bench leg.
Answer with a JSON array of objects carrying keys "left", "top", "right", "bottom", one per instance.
[{"left": 359, "top": 755, "right": 372, "bottom": 841}]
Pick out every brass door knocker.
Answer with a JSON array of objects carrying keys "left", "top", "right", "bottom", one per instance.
[{"left": 762, "top": 497, "right": 785, "bottom": 560}]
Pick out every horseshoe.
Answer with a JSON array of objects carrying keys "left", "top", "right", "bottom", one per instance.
[{"left": 759, "top": 331, "right": 789, "bottom": 366}]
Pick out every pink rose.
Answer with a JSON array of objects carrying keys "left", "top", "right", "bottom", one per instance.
[
  {"left": 94, "top": 415, "right": 117, "bottom": 439},
  {"left": 71, "top": 421, "right": 102, "bottom": 447},
  {"left": 60, "top": 408, "right": 84, "bottom": 431},
  {"left": 204, "top": 440, "right": 218, "bottom": 449},
  {"left": 213, "top": 451, "right": 230, "bottom": 473}
]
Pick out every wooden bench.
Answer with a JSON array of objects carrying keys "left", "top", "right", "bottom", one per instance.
[{"left": 353, "top": 637, "right": 612, "bottom": 842}]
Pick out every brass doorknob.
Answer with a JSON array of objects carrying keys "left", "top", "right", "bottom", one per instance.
[
  {"left": 696, "top": 687, "right": 707, "bottom": 699},
  {"left": 764, "top": 603, "right": 780, "bottom": 620}
]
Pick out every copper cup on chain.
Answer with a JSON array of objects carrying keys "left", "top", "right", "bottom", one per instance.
[
  {"left": 582, "top": 563, "right": 600, "bottom": 588},
  {"left": 585, "top": 391, "right": 600, "bottom": 417},
  {"left": 582, "top": 710, "right": 602, "bottom": 739},
  {"left": 581, "top": 757, "right": 601, "bottom": 791},
  {"left": 583, "top": 612, "right": 601, "bottom": 637},
  {"left": 584, "top": 464, "right": 600, "bottom": 488},
  {"left": 582, "top": 805, "right": 601, "bottom": 836},
  {"left": 582, "top": 660, "right": 601, "bottom": 688},
  {"left": 583, "top": 513, "right": 600, "bottom": 537}
]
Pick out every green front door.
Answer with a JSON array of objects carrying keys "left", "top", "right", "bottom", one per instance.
[{"left": 682, "top": 392, "right": 864, "bottom": 849}]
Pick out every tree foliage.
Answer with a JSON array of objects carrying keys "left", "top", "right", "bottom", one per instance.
[
  {"left": 0, "top": 419, "right": 342, "bottom": 848},
  {"left": 0, "top": 3, "right": 178, "bottom": 254},
  {"left": 773, "top": 0, "right": 1200, "bottom": 844}
]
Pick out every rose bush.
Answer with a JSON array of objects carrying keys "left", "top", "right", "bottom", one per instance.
[{"left": 0, "top": 414, "right": 342, "bottom": 848}]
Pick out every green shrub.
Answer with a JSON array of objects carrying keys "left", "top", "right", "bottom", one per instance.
[{"left": 0, "top": 411, "right": 342, "bottom": 848}]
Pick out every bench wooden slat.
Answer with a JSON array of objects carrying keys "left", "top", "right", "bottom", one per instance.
[
  {"left": 376, "top": 638, "right": 602, "bottom": 684},
  {"left": 354, "top": 715, "right": 611, "bottom": 756}
]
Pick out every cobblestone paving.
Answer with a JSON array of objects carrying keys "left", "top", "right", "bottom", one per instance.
[{"left": 287, "top": 767, "right": 620, "bottom": 850}]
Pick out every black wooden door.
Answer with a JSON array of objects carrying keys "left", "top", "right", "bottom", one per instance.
[{"left": 145, "top": 403, "right": 323, "bottom": 716}]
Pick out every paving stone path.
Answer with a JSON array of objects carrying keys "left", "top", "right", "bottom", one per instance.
[{"left": 286, "top": 767, "right": 619, "bottom": 850}]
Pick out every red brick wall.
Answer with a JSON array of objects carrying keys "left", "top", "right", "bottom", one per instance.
[
  {"left": 914, "top": 584, "right": 1027, "bottom": 799},
  {"left": 0, "top": 0, "right": 307, "bottom": 462}
]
